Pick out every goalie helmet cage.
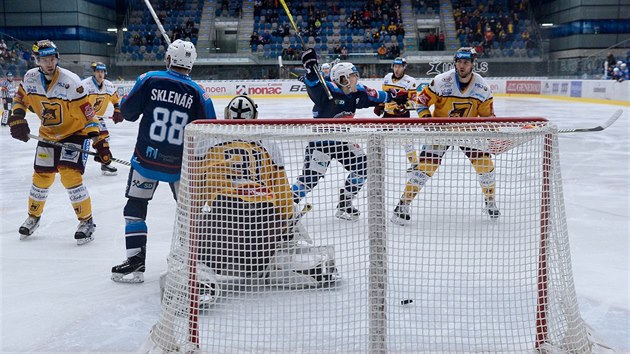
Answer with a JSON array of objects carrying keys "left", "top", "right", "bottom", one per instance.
[{"left": 143, "top": 118, "right": 593, "bottom": 354}]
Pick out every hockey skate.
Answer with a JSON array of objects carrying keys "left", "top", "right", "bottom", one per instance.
[
  {"left": 101, "top": 163, "right": 118, "bottom": 176},
  {"left": 391, "top": 202, "right": 411, "bottom": 226},
  {"left": 266, "top": 245, "right": 340, "bottom": 289},
  {"left": 112, "top": 247, "right": 146, "bottom": 283},
  {"left": 484, "top": 199, "right": 501, "bottom": 219},
  {"left": 74, "top": 217, "right": 95, "bottom": 245},
  {"left": 19, "top": 215, "right": 41, "bottom": 240},
  {"left": 335, "top": 189, "right": 360, "bottom": 221}
]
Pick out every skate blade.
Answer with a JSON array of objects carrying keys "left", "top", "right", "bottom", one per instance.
[
  {"left": 76, "top": 236, "right": 94, "bottom": 246},
  {"left": 19, "top": 226, "right": 38, "bottom": 240},
  {"left": 111, "top": 272, "right": 145, "bottom": 283},
  {"left": 335, "top": 211, "right": 359, "bottom": 221},
  {"left": 483, "top": 209, "right": 501, "bottom": 219},
  {"left": 390, "top": 215, "right": 410, "bottom": 226},
  {"left": 101, "top": 170, "right": 118, "bottom": 176},
  {"left": 19, "top": 233, "right": 33, "bottom": 240}
]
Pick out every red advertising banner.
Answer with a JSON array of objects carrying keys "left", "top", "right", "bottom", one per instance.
[{"left": 506, "top": 80, "right": 541, "bottom": 94}]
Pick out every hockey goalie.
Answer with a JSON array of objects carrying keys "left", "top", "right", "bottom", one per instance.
[{"left": 161, "top": 96, "right": 339, "bottom": 305}]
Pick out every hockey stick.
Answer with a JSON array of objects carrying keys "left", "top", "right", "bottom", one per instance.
[
  {"left": 143, "top": 0, "right": 171, "bottom": 45},
  {"left": 278, "top": 0, "right": 332, "bottom": 100},
  {"left": 27, "top": 134, "right": 131, "bottom": 166},
  {"left": 558, "top": 109, "right": 623, "bottom": 133},
  {"left": 278, "top": 55, "right": 300, "bottom": 78}
]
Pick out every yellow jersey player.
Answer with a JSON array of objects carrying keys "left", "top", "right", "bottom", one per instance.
[
  {"left": 7, "top": 39, "right": 112, "bottom": 245},
  {"left": 189, "top": 95, "right": 338, "bottom": 298},
  {"left": 375, "top": 57, "right": 419, "bottom": 118},
  {"left": 392, "top": 47, "right": 499, "bottom": 226},
  {"left": 81, "top": 62, "right": 122, "bottom": 175}
]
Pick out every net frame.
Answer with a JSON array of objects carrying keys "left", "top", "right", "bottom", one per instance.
[{"left": 143, "top": 118, "right": 592, "bottom": 354}]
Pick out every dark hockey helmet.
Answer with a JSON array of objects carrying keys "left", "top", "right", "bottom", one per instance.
[
  {"left": 454, "top": 47, "right": 477, "bottom": 62},
  {"left": 224, "top": 95, "right": 258, "bottom": 120},
  {"left": 32, "top": 40, "right": 59, "bottom": 60},
  {"left": 91, "top": 62, "right": 107, "bottom": 74},
  {"left": 392, "top": 57, "right": 407, "bottom": 69}
]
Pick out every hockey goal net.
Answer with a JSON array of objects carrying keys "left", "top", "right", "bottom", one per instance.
[{"left": 143, "top": 118, "right": 592, "bottom": 353}]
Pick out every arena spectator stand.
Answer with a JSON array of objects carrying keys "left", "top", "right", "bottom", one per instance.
[
  {"left": 119, "top": 0, "right": 202, "bottom": 62},
  {"left": 251, "top": 0, "right": 406, "bottom": 60}
]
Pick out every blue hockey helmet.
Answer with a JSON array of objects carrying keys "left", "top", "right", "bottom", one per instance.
[{"left": 454, "top": 47, "right": 477, "bottom": 62}]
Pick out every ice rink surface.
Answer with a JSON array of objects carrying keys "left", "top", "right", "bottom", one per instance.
[{"left": 1, "top": 95, "right": 628, "bottom": 352}]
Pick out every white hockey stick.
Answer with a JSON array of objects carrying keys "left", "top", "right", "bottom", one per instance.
[
  {"left": 278, "top": 56, "right": 300, "bottom": 78},
  {"left": 143, "top": 0, "right": 171, "bottom": 45},
  {"left": 27, "top": 133, "right": 131, "bottom": 166},
  {"left": 558, "top": 109, "right": 623, "bottom": 133}
]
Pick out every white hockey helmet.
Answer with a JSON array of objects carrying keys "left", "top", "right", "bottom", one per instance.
[
  {"left": 321, "top": 63, "right": 331, "bottom": 71},
  {"left": 330, "top": 62, "right": 359, "bottom": 87},
  {"left": 224, "top": 95, "right": 258, "bottom": 120},
  {"left": 165, "top": 39, "right": 197, "bottom": 71}
]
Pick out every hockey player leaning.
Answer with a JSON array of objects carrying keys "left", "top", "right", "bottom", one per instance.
[
  {"left": 7, "top": 40, "right": 110, "bottom": 245},
  {"left": 292, "top": 47, "right": 407, "bottom": 221},
  {"left": 392, "top": 47, "right": 500, "bottom": 226},
  {"left": 187, "top": 95, "right": 338, "bottom": 299},
  {"left": 81, "top": 62, "right": 123, "bottom": 176},
  {"left": 111, "top": 39, "right": 217, "bottom": 283}
]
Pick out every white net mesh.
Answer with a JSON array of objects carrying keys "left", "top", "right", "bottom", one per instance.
[{"left": 145, "top": 118, "right": 592, "bottom": 353}]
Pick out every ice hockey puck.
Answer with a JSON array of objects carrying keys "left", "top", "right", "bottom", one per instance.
[{"left": 401, "top": 299, "right": 413, "bottom": 305}]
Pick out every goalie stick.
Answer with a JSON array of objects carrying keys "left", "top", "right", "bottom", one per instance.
[
  {"left": 558, "top": 109, "right": 623, "bottom": 133},
  {"left": 27, "top": 134, "right": 131, "bottom": 166}
]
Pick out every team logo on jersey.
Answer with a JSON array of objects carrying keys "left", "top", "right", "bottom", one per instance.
[
  {"left": 449, "top": 102, "right": 472, "bottom": 117},
  {"left": 93, "top": 97, "right": 105, "bottom": 112},
  {"left": 365, "top": 87, "right": 377, "bottom": 98},
  {"left": 80, "top": 102, "right": 95, "bottom": 119},
  {"left": 76, "top": 86, "right": 84, "bottom": 94},
  {"left": 40, "top": 102, "right": 62, "bottom": 126}
]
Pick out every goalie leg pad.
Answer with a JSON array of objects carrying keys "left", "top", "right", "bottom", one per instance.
[{"left": 266, "top": 245, "right": 339, "bottom": 289}]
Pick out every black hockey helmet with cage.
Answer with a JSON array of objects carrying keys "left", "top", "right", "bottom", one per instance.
[{"left": 224, "top": 95, "right": 258, "bottom": 120}]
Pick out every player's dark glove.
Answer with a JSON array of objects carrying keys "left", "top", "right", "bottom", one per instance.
[
  {"left": 301, "top": 48, "right": 318, "bottom": 75},
  {"left": 93, "top": 139, "right": 112, "bottom": 165},
  {"left": 8, "top": 110, "right": 30, "bottom": 142},
  {"left": 297, "top": 75, "right": 305, "bottom": 83},
  {"left": 387, "top": 88, "right": 408, "bottom": 105},
  {"left": 111, "top": 107, "right": 124, "bottom": 124},
  {"left": 373, "top": 103, "right": 384, "bottom": 117}
]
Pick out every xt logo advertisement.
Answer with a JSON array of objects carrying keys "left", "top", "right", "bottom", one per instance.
[{"left": 426, "top": 60, "right": 489, "bottom": 76}]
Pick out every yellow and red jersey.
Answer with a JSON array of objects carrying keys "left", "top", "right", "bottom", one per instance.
[
  {"left": 13, "top": 67, "right": 99, "bottom": 141},
  {"left": 415, "top": 69, "right": 494, "bottom": 118},
  {"left": 81, "top": 77, "right": 120, "bottom": 117},
  {"left": 201, "top": 140, "right": 294, "bottom": 220},
  {"left": 381, "top": 72, "right": 419, "bottom": 116}
]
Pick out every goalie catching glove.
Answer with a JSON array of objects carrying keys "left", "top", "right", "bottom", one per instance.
[
  {"left": 93, "top": 139, "right": 112, "bottom": 164},
  {"left": 8, "top": 109, "right": 30, "bottom": 142}
]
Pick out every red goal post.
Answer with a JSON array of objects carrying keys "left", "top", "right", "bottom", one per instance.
[{"left": 143, "top": 118, "right": 593, "bottom": 353}]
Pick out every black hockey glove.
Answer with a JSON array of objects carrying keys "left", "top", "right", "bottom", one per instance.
[
  {"left": 387, "top": 88, "right": 408, "bottom": 105},
  {"left": 111, "top": 107, "right": 124, "bottom": 124},
  {"left": 301, "top": 48, "right": 318, "bottom": 75},
  {"left": 93, "top": 139, "right": 112, "bottom": 165},
  {"left": 373, "top": 103, "right": 385, "bottom": 117},
  {"left": 297, "top": 75, "right": 305, "bottom": 83},
  {"left": 8, "top": 109, "right": 30, "bottom": 142}
]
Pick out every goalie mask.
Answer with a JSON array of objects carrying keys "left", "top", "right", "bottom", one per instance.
[
  {"left": 225, "top": 95, "right": 258, "bottom": 120},
  {"left": 166, "top": 39, "right": 197, "bottom": 71}
]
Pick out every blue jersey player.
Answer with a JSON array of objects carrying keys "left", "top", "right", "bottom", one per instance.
[
  {"left": 112, "top": 39, "right": 216, "bottom": 283},
  {"left": 293, "top": 48, "right": 406, "bottom": 220}
]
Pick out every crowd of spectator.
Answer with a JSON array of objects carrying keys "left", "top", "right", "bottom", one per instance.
[
  {"left": 411, "top": 0, "right": 440, "bottom": 15},
  {"left": 419, "top": 31, "right": 445, "bottom": 51},
  {"left": 453, "top": 0, "right": 538, "bottom": 58},
  {"left": 0, "top": 39, "right": 34, "bottom": 76},
  {"left": 251, "top": 0, "right": 406, "bottom": 60},
  {"left": 605, "top": 52, "right": 630, "bottom": 82}
]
